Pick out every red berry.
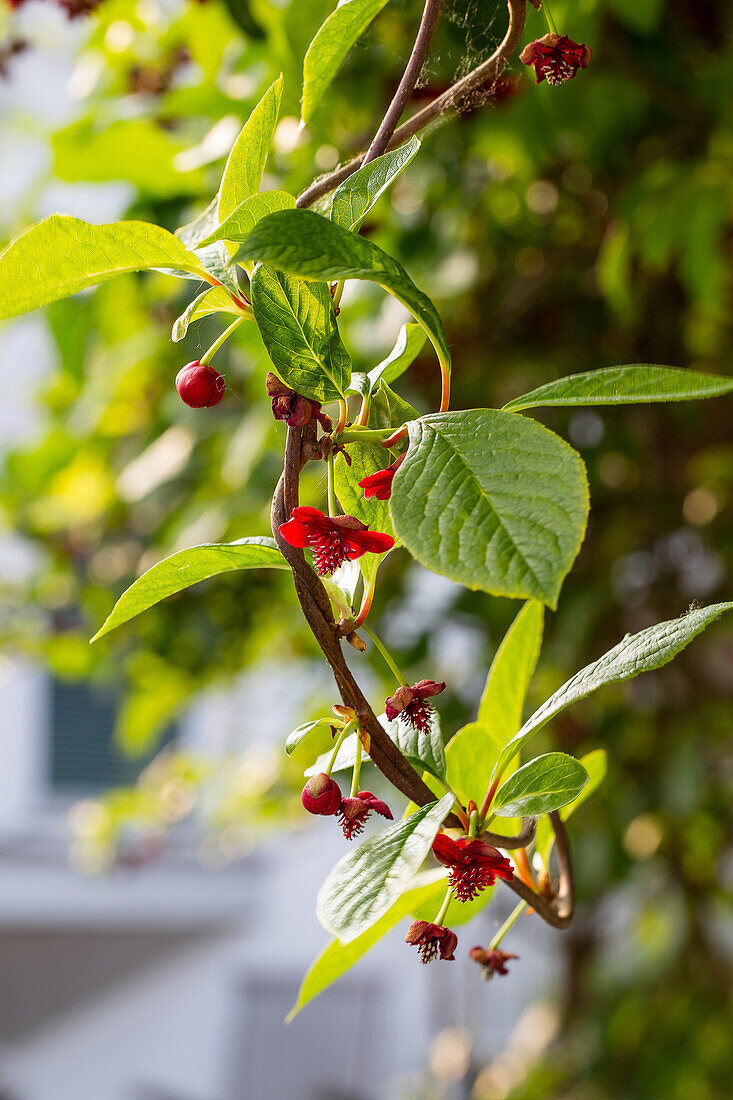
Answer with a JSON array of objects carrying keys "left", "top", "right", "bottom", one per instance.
[
  {"left": 301, "top": 773, "right": 342, "bottom": 816},
  {"left": 175, "top": 361, "right": 225, "bottom": 408}
]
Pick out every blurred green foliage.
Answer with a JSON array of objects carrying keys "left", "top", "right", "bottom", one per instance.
[{"left": 0, "top": 0, "right": 731, "bottom": 1093}]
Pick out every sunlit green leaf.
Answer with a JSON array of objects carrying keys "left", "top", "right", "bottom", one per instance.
[
  {"left": 331, "top": 137, "right": 421, "bottom": 231},
  {"left": 504, "top": 365, "right": 733, "bottom": 412},
  {"left": 92, "top": 537, "right": 287, "bottom": 642},
  {"left": 172, "top": 286, "right": 243, "bottom": 342},
  {"left": 316, "top": 793, "right": 454, "bottom": 941},
  {"left": 0, "top": 216, "right": 207, "bottom": 320},
  {"left": 285, "top": 718, "right": 334, "bottom": 756},
  {"left": 390, "top": 410, "right": 589, "bottom": 607},
  {"left": 198, "top": 190, "right": 296, "bottom": 248},
  {"left": 301, "top": 0, "right": 391, "bottom": 124},
  {"left": 494, "top": 602, "right": 733, "bottom": 776},
  {"left": 493, "top": 752, "right": 589, "bottom": 818},
  {"left": 218, "top": 76, "right": 283, "bottom": 221},
  {"left": 249, "top": 265, "right": 351, "bottom": 402}
]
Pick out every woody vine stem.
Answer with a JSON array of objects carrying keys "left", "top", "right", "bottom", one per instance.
[{"left": 273, "top": 0, "right": 574, "bottom": 931}]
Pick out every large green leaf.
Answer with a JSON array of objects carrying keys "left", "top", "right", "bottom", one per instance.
[
  {"left": 287, "top": 870, "right": 445, "bottom": 1021},
  {"left": 172, "top": 285, "right": 243, "bottom": 342},
  {"left": 534, "top": 749, "right": 607, "bottom": 864},
  {"left": 382, "top": 713, "right": 446, "bottom": 783},
  {"left": 91, "top": 537, "right": 287, "bottom": 642},
  {"left": 479, "top": 600, "right": 544, "bottom": 745},
  {"left": 331, "top": 137, "right": 421, "bottom": 231},
  {"left": 250, "top": 265, "right": 351, "bottom": 402},
  {"left": 504, "top": 365, "right": 733, "bottom": 412},
  {"left": 235, "top": 210, "right": 450, "bottom": 381},
  {"left": 0, "top": 216, "right": 207, "bottom": 320},
  {"left": 390, "top": 410, "right": 589, "bottom": 607},
  {"left": 175, "top": 200, "right": 241, "bottom": 294},
  {"left": 493, "top": 752, "right": 589, "bottom": 818},
  {"left": 494, "top": 602, "right": 733, "bottom": 776},
  {"left": 316, "top": 793, "right": 454, "bottom": 942},
  {"left": 198, "top": 191, "right": 295, "bottom": 248},
  {"left": 301, "top": 0, "right": 391, "bottom": 124},
  {"left": 218, "top": 76, "right": 283, "bottom": 221}
]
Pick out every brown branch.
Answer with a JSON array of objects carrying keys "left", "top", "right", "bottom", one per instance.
[
  {"left": 482, "top": 817, "right": 536, "bottom": 849},
  {"left": 296, "top": 0, "right": 527, "bottom": 209},
  {"left": 501, "top": 811, "right": 575, "bottom": 929},
  {"left": 272, "top": 424, "right": 461, "bottom": 825},
  {"left": 361, "top": 0, "right": 443, "bottom": 169}
]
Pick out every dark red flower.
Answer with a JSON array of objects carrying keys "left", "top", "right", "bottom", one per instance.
[
  {"left": 405, "top": 920, "right": 457, "bottom": 964},
  {"left": 337, "top": 790, "right": 393, "bottom": 840},
  {"left": 519, "top": 33, "right": 591, "bottom": 86},
  {"left": 266, "top": 373, "right": 332, "bottom": 431},
  {"left": 279, "top": 507, "right": 394, "bottom": 576},
  {"left": 175, "top": 361, "right": 225, "bottom": 408},
  {"left": 469, "top": 946, "right": 519, "bottom": 979},
  {"left": 432, "top": 834, "right": 514, "bottom": 901},
  {"left": 385, "top": 680, "right": 446, "bottom": 734},
  {"left": 358, "top": 455, "right": 404, "bottom": 501},
  {"left": 301, "top": 773, "right": 342, "bottom": 816}
]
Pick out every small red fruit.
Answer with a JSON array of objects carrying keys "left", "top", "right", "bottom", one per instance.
[
  {"left": 301, "top": 773, "right": 342, "bottom": 816},
  {"left": 175, "top": 361, "right": 225, "bottom": 408}
]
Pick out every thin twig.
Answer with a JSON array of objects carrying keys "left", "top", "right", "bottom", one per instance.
[
  {"left": 481, "top": 817, "right": 536, "bottom": 849},
  {"left": 361, "top": 0, "right": 443, "bottom": 169},
  {"left": 296, "top": 0, "right": 527, "bottom": 209}
]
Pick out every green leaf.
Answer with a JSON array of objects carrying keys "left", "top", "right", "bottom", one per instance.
[
  {"left": 172, "top": 286, "right": 242, "bottom": 342},
  {"left": 479, "top": 600, "right": 544, "bottom": 745},
  {"left": 91, "top": 537, "right": 287, "bottom": 642},
  {"left": 335, "top": 441, "right": 394, "bottom": 539},
  {"left": 249, "top": 265, "right": 351, "bottom": 402},
  {"left": 331, "top": 137, "right": 421, "bottom": 231},
  {"left": 316, "top": 793, "right": 454, "bottom": 942},
  {"left": 382, "top": 713, "right": 446, "bottom": 783},
  {"left": 235, "top": 210, "right": 450, "bottom": 384},
  {"left": 390, "top": 410, "right": 589, "bottom": 607},
  {"left": 301, "top": 0, "right": 391, "bottom": 124},
  {"left": 442, "top": 723, "right": 499, "bottom": 807},
  {"left": 287, "top": 869, "right": 445, "bottom": 1021},
  {"left": 198, "top": 191, "right": 296, "bottom": 247},
  {"left": 174, "top": 199, "right": 241, "bottom": 294},
  {"left": 285, "top": 718, "right": 334, "bottom": 756},
  {"left": 534, "top": 749, "right": 607, "bottom": 864},
  {"left": 218, "top": 76, "right": 283, "bottom": 221},
  {"left": 0, "top": 216, "right": 207, "bottom": 320},
  {"left": 366, "top": 322, "right": 427, "bottom": 393},
  {"left": 305, "top": 730, "right": 361, "bottom": 775},
  {"left": 493, "top": 752, "right": 588, "bottom": 818},
  {"left": 504, "top": 365, "right": 733, "bottom": 412},
  {"left": 494, "top": 602, "right": 733, "bottom": 776}
]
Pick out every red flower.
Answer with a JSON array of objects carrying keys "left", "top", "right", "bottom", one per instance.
[
  {"left": 175, "top": 361, "right": 225, "bottom": 408},
  {"left": 405, "top": 920, "right": 457, "bottom": 964},
  {"left": 432, "top": 834, "right": 514, "bottom": 901},
  {"left": 469, "top": 946, "right": 519, "bottom": 979},
  {"left": 301, "top": 773, "right": 342, "bottom": 816},
  {"left": 385, "top": 680, "right": 446, "bottom": 735},
  {"left": 279, "top": 507, "right": 394, "bottom": 576},
  {"left": 519, "top": 33, "right": 591, "bottom": 86},
  {"left": 358, "top": 455, "right": 404, "bottom": 501},
  {"left": 266, "top": 373, "right": 332, "bottom": 431},
  {"left": 337, "top": 790, "right": 393, "bottom": 840}
]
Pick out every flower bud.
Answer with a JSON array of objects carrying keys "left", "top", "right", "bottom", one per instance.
[
  {"left": 175, "top": 361, "right": 225, "bottom": 408},
  {"left": 301, "top": 773, "right": 342, "bottom": 816}
]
